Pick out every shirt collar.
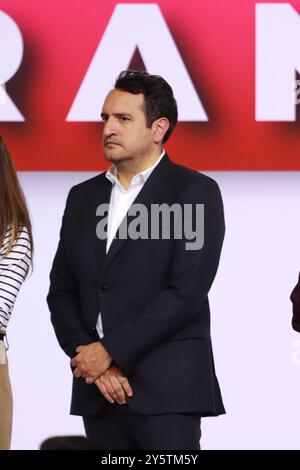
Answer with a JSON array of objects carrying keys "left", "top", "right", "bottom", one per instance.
[{"left": 105, "top": 150, "right": 165, "bottom": 188}]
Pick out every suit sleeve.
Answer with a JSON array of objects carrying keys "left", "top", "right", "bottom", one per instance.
[
  {"left": 101, "top": 177, "right": 225, "bottom": 374},
  {"left": 47, "top": 188, "right": 94, "bottom": 358}
]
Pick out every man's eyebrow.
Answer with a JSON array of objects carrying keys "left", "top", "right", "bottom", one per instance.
[{"left": 100, "top": 112, "right": 133, "bottom": 119}]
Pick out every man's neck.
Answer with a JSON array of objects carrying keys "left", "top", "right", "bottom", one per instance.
[{"left": 114, "top": 148, "right": 163, "bottom": 189}]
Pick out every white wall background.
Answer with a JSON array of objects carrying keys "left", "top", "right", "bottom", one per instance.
[{"left": 7, "top": 171, "right": 300, "bottom": 450}]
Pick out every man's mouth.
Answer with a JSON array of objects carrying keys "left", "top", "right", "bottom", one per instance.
[{"left": 105, "top": 141, "right": 120, "bottom": 147}]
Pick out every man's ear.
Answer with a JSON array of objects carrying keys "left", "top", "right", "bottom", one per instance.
[{"left": 152, "top": 118, "right": 170, "bottom": 144}]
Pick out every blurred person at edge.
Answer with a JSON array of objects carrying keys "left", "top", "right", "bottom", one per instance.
[
  {"left": 291, "top": 273, "right": 300, "bottom": 332},
  {"left": 0, "top": 136, "right": 33, "bottom": 450}
]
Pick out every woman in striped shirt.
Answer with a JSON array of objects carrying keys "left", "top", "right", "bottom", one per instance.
[{"left": 0, "top": 135, "right": 33, "bottom": 450}]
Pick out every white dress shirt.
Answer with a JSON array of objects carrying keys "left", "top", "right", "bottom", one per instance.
[{"left": 96, "top": 150, "right": 165, "bottom": 338}]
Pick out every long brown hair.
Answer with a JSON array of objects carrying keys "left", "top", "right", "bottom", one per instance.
[{"left": 0, "top": 135, "right": 33, "bottom": 260}]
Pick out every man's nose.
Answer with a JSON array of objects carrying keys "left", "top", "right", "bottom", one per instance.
[{"left": 103, "top": 117, "right": 117, "bottom": 137}]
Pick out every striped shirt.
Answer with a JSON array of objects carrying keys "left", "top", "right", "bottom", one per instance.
[{"left": 0, "top": 227, "right": 32, "bottom": 333}]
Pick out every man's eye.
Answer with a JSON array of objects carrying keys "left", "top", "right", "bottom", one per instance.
[{"left": 120, "top": 117, "right": 129, "bottom": 122}]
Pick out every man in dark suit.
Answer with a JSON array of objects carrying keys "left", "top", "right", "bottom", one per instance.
[{"left": 47, "top": 70, "right": 225, "bottom": 450}]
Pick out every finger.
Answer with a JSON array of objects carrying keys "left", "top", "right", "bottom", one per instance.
[
  {"left": 73, "top": 366, "right": 83, "bottom": 378},
  {"left": 96, "top": 378, "right": 115, "bottom": 404},
  {"left": 119, "top": 376, "right": 133, "bottom": 398},
  {"left": 94, "top": 377, "right": 103, "bottom": 392},
  {"left": 70, "top": 357, "right": 78, "bottom": 367},
  {"left": 103, "top": 376, "right": 121, "bottom": 404},
  {"left": 74, "top": 366, "right": 89, "bottom": 377},
  {"left": 111, "top": 367, "right": 133, "bottom": 398},
  {"left": 108, "top": 375, "right": 126, "bottom": 404},
  {"left": 73, "top": 357, "right": 89, "bottom": 376},
  {"left": 80, "top": 361, "right": 106, "bottom": 379},
  {"left": 71, "top": 353, "right": 84, "bottom": 368},
  {"left": 85, "top": 375, "right": 98, "bottom": 385}
]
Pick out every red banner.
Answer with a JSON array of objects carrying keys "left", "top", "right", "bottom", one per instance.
[{"left": 1, "top": 0, "right": 300, "bottom": 170}]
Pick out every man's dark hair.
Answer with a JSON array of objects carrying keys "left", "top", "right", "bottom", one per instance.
[{"left": 115, "top": 70, "right": 178, "bottom": 143}]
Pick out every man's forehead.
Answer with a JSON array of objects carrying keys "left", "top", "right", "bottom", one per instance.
[{"left": 102, "top": 89, "right": 145, "bottom": 112}]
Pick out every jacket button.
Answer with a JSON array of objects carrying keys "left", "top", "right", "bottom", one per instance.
[{"left": 99, "top": 283, "right": 108, "bottom": 292}]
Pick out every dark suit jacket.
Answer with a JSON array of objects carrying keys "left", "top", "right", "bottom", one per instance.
[
  {"left": 47, "top": 154, "right": 226, "bottom": 416},
  {"left": 291, "top": 273, "right": 300, "bottom": 331}
]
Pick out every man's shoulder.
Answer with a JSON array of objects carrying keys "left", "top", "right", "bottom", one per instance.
[
  {"left": 170, "top": 160, "right": 221, "bottom": 193},
  {"left": 73, "top": 172, "right": 107, "bottom": 191},
  {"left": 67, "top": 172, "right": 108, "bottom": 198}
]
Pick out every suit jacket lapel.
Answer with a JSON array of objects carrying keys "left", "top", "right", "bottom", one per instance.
[
  {"left": 103, "top": 154, "right": 174, "bottom": 272},
  {"left": 92, "top": 175, "right": 113, "bottom": 274}
]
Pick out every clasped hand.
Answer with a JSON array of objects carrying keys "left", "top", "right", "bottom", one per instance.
[{"left": 71, "top": 342, "right": 133, "bottom": 405}]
